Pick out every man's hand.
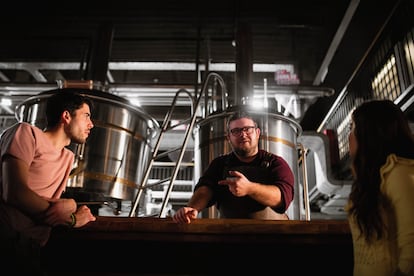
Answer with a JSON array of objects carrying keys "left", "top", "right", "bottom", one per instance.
[
  {"left": 218, "top": 170, "right": 251, "bottom": 197},
  {"left": 43, "top": 199, "right": 96, "bottom": 227},
  {"left": 72, "top": 205, "right": 96, "bottom": 228},
  {"left": 172, "top": 206, "right": 198, "bottom": 224},
  {"left": 43, "top": 198, "right": 77, "bottom": 226}
]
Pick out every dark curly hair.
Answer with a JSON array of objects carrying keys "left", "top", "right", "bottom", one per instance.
[{"left": 45, "top": 90, "right": 94, "bottom": 129}]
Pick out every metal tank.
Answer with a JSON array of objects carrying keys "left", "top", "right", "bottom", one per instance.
[
  {"left": 194, "top": 105, "right": 303, "bottom": 219},
  {"left": 15, "top": 88, "right": 159, "bottom": 203}
]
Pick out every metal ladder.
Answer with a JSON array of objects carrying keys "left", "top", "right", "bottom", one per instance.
[{"left": 129, "top": 72, "right": 227, "bottom": 218}]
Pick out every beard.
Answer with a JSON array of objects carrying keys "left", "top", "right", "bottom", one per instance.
[
  {"left": 70, "top": 134, "right": 87, "bottom": 144},
  {"left": 230, "top": 137, "right": 258, "bottom": 158}
]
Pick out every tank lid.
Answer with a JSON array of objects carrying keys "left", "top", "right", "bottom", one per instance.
[{"left": 17, "top": 87, "right": 160, "bottom": 129}]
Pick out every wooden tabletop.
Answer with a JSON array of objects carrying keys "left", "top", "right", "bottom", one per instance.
[
  {"left": 46, "top": 217, "right": 353, "bottom": 275},
  {"left": 51, "top": 216, "right": 351, "bottom": 244}
]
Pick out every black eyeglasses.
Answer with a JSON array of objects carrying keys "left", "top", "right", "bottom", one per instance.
[{"left": 229, "top": 126, "right": 256, "bottom": 136}]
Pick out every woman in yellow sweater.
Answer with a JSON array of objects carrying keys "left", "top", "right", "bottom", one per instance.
[{"left": 347, "top": 99, "right": 414, "bottom": 276}]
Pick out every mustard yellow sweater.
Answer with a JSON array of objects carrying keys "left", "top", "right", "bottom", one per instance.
[{"left": 348, "top": 154, "right": 414, "bottom": 276}]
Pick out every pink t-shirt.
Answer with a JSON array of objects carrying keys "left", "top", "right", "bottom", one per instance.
[
  {"left": 0, "top": 122, "right": 74, "bottom": 246},
  {"left": 0, "top": 122, "right": 74, "bottom": 198}
]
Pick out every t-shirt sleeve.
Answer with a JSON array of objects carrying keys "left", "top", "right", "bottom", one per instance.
[
  {"left": 270, "top": 155, "right": 295, "bottom": 212},
  {"left": 0, "top": 123, "right": 35, "bottom": 166}
]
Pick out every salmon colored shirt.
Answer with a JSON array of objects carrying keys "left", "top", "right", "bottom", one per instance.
[{"left": 0, "top": 122, "right": 74, "bottom": 245}]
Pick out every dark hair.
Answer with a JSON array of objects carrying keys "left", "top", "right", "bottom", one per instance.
[
  {"left": 45, "top": 90, "right": 94, "bottom": 128},
  {"left": 226, "top": 111, "right": 258, "bottom": 130},
  {"left": 348, "top": 99, "right": 414, "bottom": 242}
]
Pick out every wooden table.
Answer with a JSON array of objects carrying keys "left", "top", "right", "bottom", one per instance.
[{"left": 44, "top": 217, "right": 353, "bottom": 275}]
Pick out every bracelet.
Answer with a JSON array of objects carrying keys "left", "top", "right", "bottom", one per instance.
[{"left": 69, "top": 213, "right": 76, "bottom": 227}]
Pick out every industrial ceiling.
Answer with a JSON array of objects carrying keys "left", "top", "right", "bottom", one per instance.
[{"left": 0, "top": 0, "right": 401, "bottom": 130}]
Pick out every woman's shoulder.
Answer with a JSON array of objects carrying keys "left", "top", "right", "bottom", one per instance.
[
  {"left": 380, "top": 155, "right": 414, "bottom": 218},
  {"left": 380, "top": 154, "right": 414, "bottom": 190},
  {"left": 381, "top": 154, "right": 414, "bottom": 174}
]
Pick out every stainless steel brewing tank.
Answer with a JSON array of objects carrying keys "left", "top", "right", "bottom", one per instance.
[
  {"left": 194, "top": 105, "right": 303, "bottom": 219},
  {"left": 15, "top": 88, "right": 159, "bottom": 201}
]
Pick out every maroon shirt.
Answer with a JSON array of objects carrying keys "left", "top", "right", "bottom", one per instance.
[{"left": 194, "top": 149, "right": 294, "bottom": 218}]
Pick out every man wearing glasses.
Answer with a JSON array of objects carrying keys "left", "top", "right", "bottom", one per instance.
[{"left": 173, "top": 111, "right": 294, "bottom": 223}]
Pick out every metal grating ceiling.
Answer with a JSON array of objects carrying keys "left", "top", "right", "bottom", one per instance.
[{"left": 0, "top": 0, "right": 400, "bottom": 129}]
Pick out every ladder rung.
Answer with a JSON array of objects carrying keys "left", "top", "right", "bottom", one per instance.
[
  {"left": 153, "top": 161, "right": 194, "bottom": 167},
  {"left": 143, "top": 177, "right": 171, "bottom": 189},
  {"left": 154, "top": 146, "right": 182, "bottom": 160},
  {"left": 165, "top": 117, "right": 192, "bottom": 131}
]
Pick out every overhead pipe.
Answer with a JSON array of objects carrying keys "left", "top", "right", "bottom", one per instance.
[
  {"left": 234, "top": 21, "right": 253, "bottom": 106},
  {"left": 84, "top": 21, "right": 114, "bottom": 87}
]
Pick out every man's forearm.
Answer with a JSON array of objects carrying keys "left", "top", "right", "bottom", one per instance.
[
  {"left": 249, "top": 183, "right": 281, "bottom": 208},
  {"left": 187, "top": 186, "right": 212, "bottom": 211}
]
